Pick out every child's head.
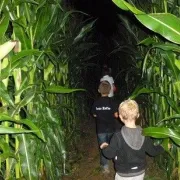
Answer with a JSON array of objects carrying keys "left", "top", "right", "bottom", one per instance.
[
  {"left": 98, "top": 81, "right": 111, "bottom": 96},
  {"left": 119, "top": 99, "right": 139, "bottom": 122}
]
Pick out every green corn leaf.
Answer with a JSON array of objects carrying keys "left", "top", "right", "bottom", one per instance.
[
  {"left": 12, "top": 90, "right": 35, "bottom": 115},
  {"left": 33, "top": 6, "right": 52, "bottom": 41},
  {"left": 157, "top": 114, "right": 180, "bottom": 125},
  {"left": 143, "top": 127, "right": 180, "bottom": 146},
  {"left": 161, "top": 94, "right": 178, "bottom": 113},
  {"left": 175, "top": 59, "right": 180, "bottom": 70},
  {"left": 73, "top": 19, "right": 97, "bottom": 44},
  {"left": 14, "top": 0, "right": 39, "bottom": 5},
  {"left": 12, "top": 21, "right": 31, "bottom": 49},
  {"left": 136, "top": 13, "right": 180, "bottom": 45},
  {"left": 0, "top": 13, "right": 9, "bottom": 39},
  {"left": 0, "top": 126, "right": 34, "bottom": 134},
  {"left": 0, "top": 1, "right": 9, "bottom": 14},
  {"left": 152, "top": 43, "right": 180, "bottom": 53},
  {"left": 18, "top": 134, "right": 38, "bottom": 179},
  {"left": 0, "top": 114, "right": 45, "bottom": 141},
  {"left": 0, "top": 139, "right": 16, "bottom": 161},
  {"left": 162, "top": 51, "right": 179, "bottom": 81},
  {"left": 130, "top": 86, "right": 180, "bottom": 113},
  {"left": 0, "top": 65, "right": 11, "bottom": 81},
  {"left": 129, "top": 87, "right": 155, "bottom": 99},
  {"left": 12, "top": 49, "right": 42, "bottom": 62},
  {"left": 113, "top": 0, "right": 180, "bottom": 44},
  {"left": 0, "top": 82, "right": 14, "bottom": 107},
  {"left": 161, "top": 138, "right": 174, "bottom": 158},
  {"left": 45, "top": 85, "right": 86, "bottom": 94},
  {"left": 138, "top": 37, "right": 156, "bottom": 46},
  {"left": 13, "top": 16, "right": 27, "bottom": 29},
  {"left": 0, "top": 41, "right": 17, "bottom": 60},
  {"left": 112, "top": 0, "right": 144, "bottom": 14}
]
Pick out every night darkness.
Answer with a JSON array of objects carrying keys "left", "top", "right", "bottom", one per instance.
[
  {"left": 69, "top": 0, "right": 130, "bottom": 67},
  {"left": 72, "top": 0, "right": 119, "bottom": 36},
  {"left": 66, "top": 0, "right": 135, "bottom": 101}
]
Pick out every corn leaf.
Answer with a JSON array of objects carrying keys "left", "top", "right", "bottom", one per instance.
[
  {"left": 18, "top": 135, "right": 38, "bottom": 179},
  {"left": 152, "top": 43, "right": 180, "bottom": 53},
  {"left": 143, "top": 127, "right": 180, "bottom": 146},
  {"left": 0, "top": 13, "right": 9, "bottom": 39},
  {"left": 0, "top": 139, "right": 16, "bottom": 161},
  {"left": 0, "top": 113, "right": 45, "bottom": 141},
  {"left": 74, "top": 19, "right": 97, "bottom": 44},
  {"left": 113, "top": 0, "right": 180, "bottom": 44},
  {"left": 138, "top": 37, "right": 156, "bottom": 46},
  {"left": 157, "top": 114, "right": 180, "bottom": 125},
  {"left": 0, "top": 65, "right": 11, "bottom": 81},
  {"left": 162, "top": 51, "right": 179, "bottom": 81},
  {"left": 112, "top": 0, "right": 144, "bottom": 14},
  {"left": 130, "top": 87, "right": 155, "bottom": 99},
  {"left": 0, "top": 82, "right": 14, "bottom": 107},
  {"left": 45, "top": 85, "right": 86, "bottom": 94},
  {"left": 12, "top": 21, "right": 31, "bottom": 49},
  {"left": 12, "top": 49, "right": 42, "bottom": 61},
  {"left": 0, "top": 41, "right": 17, "bottom": 60},
  {"left": 14, "top": 0, "right": 39, "bottom": 5},
  {"left": 136, "top": 13, "right": 180, "bottom": 45},
  {"left": 12, "top": 90, "right": 35, "bottom": 115},
  {"left": 0, "top": 126, "right": 33, "bottom": 134},
  {"left": 130, "top": 86, "right": 180, "bottom": 113}
]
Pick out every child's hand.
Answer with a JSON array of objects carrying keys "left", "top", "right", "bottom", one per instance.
[
  {"left": 114, "top": 112, "right": 119, "bottom": 118},
  {"left": 100, "top": 142, "right": 109, "bottom": 149}
]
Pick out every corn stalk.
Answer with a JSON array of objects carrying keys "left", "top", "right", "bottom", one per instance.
[{"left": 113, "top": 0, "right": 180, "bottom": 179}]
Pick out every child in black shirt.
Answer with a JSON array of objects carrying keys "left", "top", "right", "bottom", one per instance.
[{"left": 91, "top": 81, "right": 118, "bottom": 174}]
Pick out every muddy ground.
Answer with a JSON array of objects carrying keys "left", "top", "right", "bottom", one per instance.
[{"left": 62, "top": 119, "right": 167, "bottom": 180}]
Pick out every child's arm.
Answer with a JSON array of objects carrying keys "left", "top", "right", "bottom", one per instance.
[
  {"left": 145, "top": 137, "right": 165, "bottom": 156},
  {"left": 100, "top": 142, "right": 109, "bottom": 149},
  {"left": 101, "top": 133, "right": 119, "bottom": 159}
]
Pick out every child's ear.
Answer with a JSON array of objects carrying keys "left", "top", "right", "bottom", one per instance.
[
  {"left": 98, "top": 89, "right": 100, "bottom": 93},
  {"left": 137, "top": 113, "right": 140, "bottom": 118},
  {"left": 119, "top": 115, "right": 121, "bottom": 119},
  {"left": 119, "top": 114, "right": 123, "bottom": 121}
]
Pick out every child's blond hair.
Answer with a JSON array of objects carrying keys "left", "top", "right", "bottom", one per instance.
[{"left": 119, "top": 99, "right": 139, "bottom": 120}]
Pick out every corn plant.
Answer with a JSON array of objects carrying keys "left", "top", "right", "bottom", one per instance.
[
  {"left": 0, "top": 0, "right": 95, "bottom": 179},
  {"left": 113, "top": 0, "right": 180, "bottom": 179}
]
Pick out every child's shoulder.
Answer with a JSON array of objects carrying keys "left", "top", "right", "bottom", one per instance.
[{"left": 114, "top": 130, "right": 123, "bottom": 138}]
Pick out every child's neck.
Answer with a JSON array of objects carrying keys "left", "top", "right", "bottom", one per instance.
[
  {"left": 124, "top": 121, "right": 137, "bottom": 128},
  {"left": 101, "top": 94, "right": 108, "bottom": 97}
]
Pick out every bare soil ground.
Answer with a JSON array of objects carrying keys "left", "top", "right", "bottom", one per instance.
[{"left": 62, "top": 119, "right": 167, "bottom": 180}]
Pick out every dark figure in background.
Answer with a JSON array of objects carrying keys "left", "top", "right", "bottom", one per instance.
[{"left": 91, "top": 81, "right": 118, "bottom": 174}]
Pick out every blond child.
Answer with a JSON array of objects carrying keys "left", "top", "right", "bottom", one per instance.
[{"left": 100, "top": 99, "right": 165, "bottom": 180}]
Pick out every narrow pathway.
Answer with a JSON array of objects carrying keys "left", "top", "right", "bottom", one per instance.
[{"left": 62, "top": 119, "right": 167, "bottom": 180}]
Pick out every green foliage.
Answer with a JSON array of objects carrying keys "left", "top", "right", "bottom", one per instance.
[
  {"left": 0, "top": 0, "right": 94, "bottom": 179},
  {"left": 113, "top": 0, "right": 180, "bottom": 179}
]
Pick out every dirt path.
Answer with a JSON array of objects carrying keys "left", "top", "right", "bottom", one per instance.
[{"left": 62, "top": 119, "right": 167, "bottom": 180}]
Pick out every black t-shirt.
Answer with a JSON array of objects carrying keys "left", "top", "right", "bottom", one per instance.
[{"left": 91, "top": 96, "right": 118, "bottom": 133}]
